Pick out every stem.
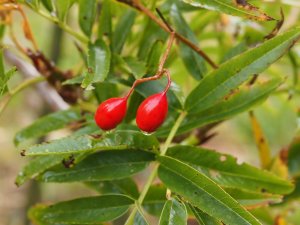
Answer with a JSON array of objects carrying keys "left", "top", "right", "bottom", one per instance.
[
  {"left": 26, "top": 6, "right": 88, "bottom": 44},
  {"left": 0, "top": 76, "right": 45, "bottom": 115},
  {"left": 163, "top": 69, "right": 171, "bottom": 93},
  {"left": 129, "top": 1, "right": 218, "bottom": 69},
  {"left": 124, "top": 111, "right": 187, "bottom": 225},
  {"left": 125, "top": 31, "right": 175, "bottom": 99}
]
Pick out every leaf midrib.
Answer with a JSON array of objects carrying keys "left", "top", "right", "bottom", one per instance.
[
  {"left": 187, "top": 32, "right": 299, "bottom": 112},
  {"left": 160, "top": 162, "right": 256, "bottom": 225}
]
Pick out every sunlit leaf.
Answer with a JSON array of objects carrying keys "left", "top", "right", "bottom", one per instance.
[
  {"left": 158, "top": 156, "right": 262, "bottom": 225},
  {"left": 181, "top": 0, "right": 274, "bottom": 21},
  {"left": 166, "top": 145, "right": 294, "bottom": 194},
  {"left": 38, "top": 150, "right": 155, "bottom": 182},
  {"left": 185, "top": 28, "right": 300, "bottom": 114}
]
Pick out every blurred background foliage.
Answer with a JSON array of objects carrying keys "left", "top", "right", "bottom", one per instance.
[{"left": 1, "top": 0, "right": 300, "bottom": 224}]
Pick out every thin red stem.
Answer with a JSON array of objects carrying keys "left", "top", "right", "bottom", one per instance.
[
  {"left": 125, "top": 31, "right": 175, "bottom": 100},
  {"left": 163, "top": 69, "right": 171, "bottom": 93}
]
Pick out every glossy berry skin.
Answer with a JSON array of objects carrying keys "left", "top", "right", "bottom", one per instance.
[
  {"left": 94, "top": 97, "right": 127, "bottom": 130},
  {"left": 136, "top": 92, "right": 168, "bottom": 133}
]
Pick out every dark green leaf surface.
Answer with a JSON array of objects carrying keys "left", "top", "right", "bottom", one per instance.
[
  {"left": 158, "top": 156, "right": 262, "bottom": 225},
  {"left": 82, "top": 39, "right": 111, "bottom": 88},
  {"left": 157, "top": 78, "right": 282, "bottom": 137},
  {"left": 86, "top": 178, "right": 139, "bottom": 199},
  {"left": 24, "top": 130, "right": 159, "bottom": 156},
  {"left": 0, "top": 50, "right": 4, "bottom": 76},
  {"left": 134, "top": 211, "right": 150, "bottom": 225},
  {"left": 166, "top": 146, "right": 294, "bottom": 194},
  {"left": 0, "top": 66, "right": 17, "bottom": 97},
  {"left": 113, "top": 10, "right": 136, "bottom": 53},
  {"left": 288, "top": 141, "right": 300, "bottom": 176},
  {"left": 28, "top": 195, "right": 134, "bottom": 224},
  {"left": 224, "top": 188, "right": 282, "bottom": 206},
  {"left": 123, "top": 57, "right": 147, "bottom": 79},
  {"left": 171, "top": 4, "right": 206, "bottom": 80},
  {"left": 40, "top": 0, "right": 53, "bottom": 12},
  {"left": 189, "top": 204, "right": 222, "bottom": 225},
  {"left": 98, "top": 0, "right": 112, "bottom": 39},
  {"left": 146, "top": 41, "right": 164, "bottom": 74},
  {"left": 93, "top": 82, "right": 118, "bottom": 103},
  {"left": 38, "top": 150, "right": 155, "bottom": 182},
  {"left": 181, "top": 0, "right": 273, "bottom": 21},
  {"left": 185, "top": 28, "right": 300, "bottom": 114},
  {"left": 15, "top": 155, "right": 64, "bottom": 186},
  {"left": 138, "top": 21, "right": 167, "bottom": 60},
  {"left": 14, "top": 108, "right": 82, "bottom": 145},
  {"left": 55, "top": 0, "right": 74, "bottom": 21},
  {"left": 135, "top": 79, "right": 183, "bottom": 110},
  {"left": 143, "top": 184, "right": 167, "bottom": 216},
  {"left": 78, "top": 0, "right": 96, "bottom": 37},
  {"left": 159, "top": 199, "right": 187, "bottom": 225}
]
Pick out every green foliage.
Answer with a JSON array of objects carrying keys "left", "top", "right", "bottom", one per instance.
[
  {"left": 159, "top": 198, "right": 187, "bottom": 225},
  {"left": 158, "top": 156, "right": 261, "bottom": 225},
  {"left": 2, "top": 0, "right": 300, "bottom": 224},
  {"left": 14, "top": 108, "right": 82, "bottom": 145},
  {"left": 29, "top": 195, "right": 134, "bottom": 224},
  {"left": 82, "top": 39, "right": 111, "bottom": 89}
]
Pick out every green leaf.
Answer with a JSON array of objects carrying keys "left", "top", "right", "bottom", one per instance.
[
  {"left": 166, "top": 145, "right": 294, "bottom": 194},
  {"left": 113, "top": 9, "right": 137, "bottom": 53},
  {"left": 135, "top": 79, "right": 183, "bottom": 110},
  {"left": 98, "top": 0, "right": 112, "bottom": 39},
  {"left": 138, "top": 20, "right": 167, "bottom": 60},
  {"left": 40, "top": 0, "right": 53, "bottom": 12},
  {"left": 28, "top": 195, "right": 134, "bottom": 224},
  {"left": 14, "top": 108, "right": 82, "bottom": 145},
  {"left": 288, "top": 141, "right": 300, "bottom": 176},
  {"left": 185, "top": 27, "right": 300, "bottom": 114},
  {"left": 123, "top": 57, "right": 147, "bottom": 79},
  {"left": 25, "top": 0, "right": 39, "bottom": 9},
  {"left": 170, "top": 4, "right": 206, "bottom": 80},
  {"left": 285, "top": 176, "right": 300, "bottom": 201},
  {"left": 189, "top": 204, "right": 222, "bottom": 225},
  {"left": 38, "top": 150, "right": 155, "bottom": 182},
  {"left": 181, "top": 0, "right": 274, "bottom": 21},
  {"left": 93, "top": 82, "right": 118, "bottom": 103},
  {"left": 143, "top": 184, "right": 167, "bottom": 216},
  {"left": 86, "top": 178, "right": 139, "bottom": 199},
  {"left": 158, "top": 156, "right": 262, "bottom": 225},
  {"left": 224, "top": 188, "right": 282, "bottom": 206},
  {"left": 15, "top": 155, "right": 64, "bottom": 186},
  {"left": 24, "top": 130, "right": 159, "bottom": 156},
  {"left": 159, "top": 198, "right": 187, "bottom": 225},
  {"left": 0, "top": 50, "right": 4, "bottom": 76},
  {"left": 134, "top": 211, "right": 150, "bottom": 225},
  {"left": 124, "top": 91, "right": 145, "bottom": 123},
  {"left": 82, "top": 39, "right": 111, "bottom": 88},
  {"left": 0, "top": 66, "right": 17, "bottom": 97},
  {"left": 55, "top": 0, "right": 75, "bottom": 21},
  {"left": 78, "top": 0, "right": 97, "bottom": 37},
  {"left": 146, "top": 41, "right": 164, "bottom": 74},
  {"left": 157, "top": 78, "right": 282, "bottom": 137}
]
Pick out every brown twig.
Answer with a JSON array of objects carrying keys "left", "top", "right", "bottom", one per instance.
[{"left": 116, "top": 0, "right": 218, "bottom": 69}]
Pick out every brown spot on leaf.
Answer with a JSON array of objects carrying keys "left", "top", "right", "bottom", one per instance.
[
  {"left": 20, "top": 150, "right": 26, "bottom": 156},
  {"left": 234, "top": 0, "right": 274, "bottom": 21}
]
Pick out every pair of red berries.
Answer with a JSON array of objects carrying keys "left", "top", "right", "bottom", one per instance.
[{"left": 94, "top": 90, "right": 168, "bottom": 133}]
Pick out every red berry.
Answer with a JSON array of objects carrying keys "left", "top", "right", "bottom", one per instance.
[
  {"left": 136, "top": 92, "right": 168, "bottom": 133},
  {"left": 94, "top": 97, "right": 127, "bottom": 130}
]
